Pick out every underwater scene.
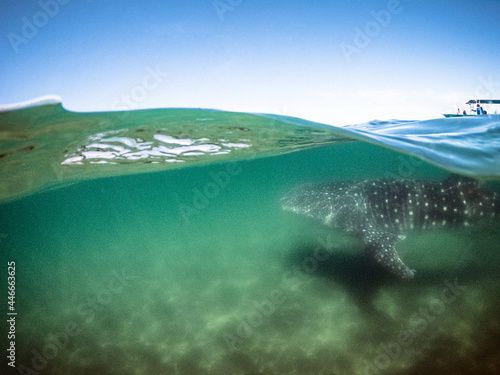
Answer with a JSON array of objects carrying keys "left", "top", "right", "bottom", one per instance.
[{"left": 1, "top": 101, "right": 500, "bottom": 375}]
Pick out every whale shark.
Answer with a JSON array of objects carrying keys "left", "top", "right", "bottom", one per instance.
[{"left": 281, "top": 176, "right": 500, "bottom": 279}]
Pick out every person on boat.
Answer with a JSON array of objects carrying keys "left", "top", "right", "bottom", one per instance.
[
  {"left": 457, "top": 108, "right": 461, "bottom": 115},
  {"left": 476, "top": 104, "right": 484, "bottom": 115},
  {"left": 462, "top": 109, "right": 467, "bottom": 115}
]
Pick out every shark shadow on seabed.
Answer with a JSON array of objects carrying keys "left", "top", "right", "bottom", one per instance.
[{"left": 285, "top": 238, "right": 498, "bottom": 319}]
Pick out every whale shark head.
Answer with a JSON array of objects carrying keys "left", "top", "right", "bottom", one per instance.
[{"left": 281, "top": 182, "right": 361, "bottom": 230}]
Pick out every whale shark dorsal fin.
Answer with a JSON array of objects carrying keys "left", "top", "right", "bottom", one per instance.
[{"left": 360, "top": 227, "right": 415, "bottom": 279}]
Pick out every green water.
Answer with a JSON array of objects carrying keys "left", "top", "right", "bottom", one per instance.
[{"left": 1, "top": 141, "right": 499, "bottom": 375}]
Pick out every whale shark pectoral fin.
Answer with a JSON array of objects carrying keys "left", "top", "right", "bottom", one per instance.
[{"left": 360, "top": 227, "right": 415, "bottom": 280}]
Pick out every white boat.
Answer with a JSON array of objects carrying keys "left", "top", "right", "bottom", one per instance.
[{"left": 443, "top": 99, "right": 500, "bottom": 117}]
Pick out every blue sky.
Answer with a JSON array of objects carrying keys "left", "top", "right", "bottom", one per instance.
[{"left": 1, "top": 0, "right": 499, "bottom": 124}]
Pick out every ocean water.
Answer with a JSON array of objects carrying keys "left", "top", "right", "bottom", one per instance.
[{"left": 0, "top": 101, "right": 499, "bottom": 375}]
